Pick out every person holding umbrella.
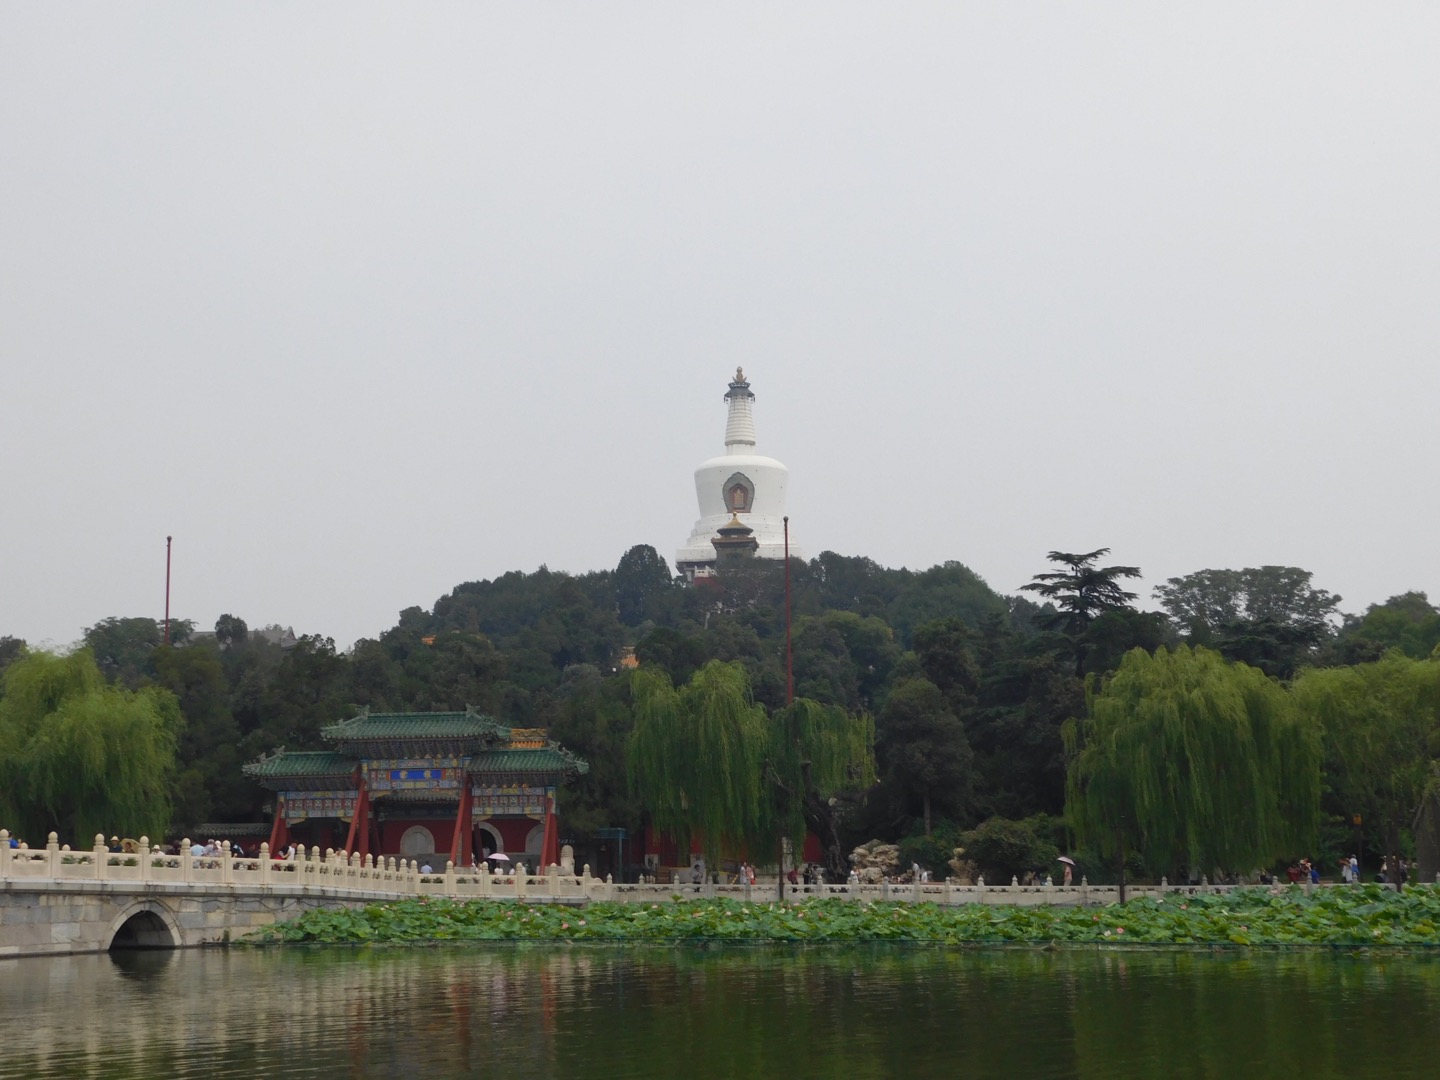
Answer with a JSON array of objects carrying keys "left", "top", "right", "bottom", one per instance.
[{"left": 1058, "top": 855, "right": 1076, "bottom": 886}]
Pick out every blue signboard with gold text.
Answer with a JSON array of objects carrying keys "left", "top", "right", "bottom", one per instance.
[{"left": 365, "top": 758, "right": 464, "bottom": 793}]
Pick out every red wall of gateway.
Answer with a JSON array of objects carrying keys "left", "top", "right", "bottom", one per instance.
[{"left": 369, "top": 818, "right": 543, "bottom": 862}]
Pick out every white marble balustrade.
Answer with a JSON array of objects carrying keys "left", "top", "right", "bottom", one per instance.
[{"left": 3, "top": 829, "right": 1344, "bottom": 908}]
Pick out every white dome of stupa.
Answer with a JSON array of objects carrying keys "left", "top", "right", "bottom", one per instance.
[{"left": 676, "top": 368, "right": 803, "bottom": 577}]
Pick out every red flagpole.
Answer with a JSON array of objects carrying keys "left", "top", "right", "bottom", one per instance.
[
  {"left": 164, "top": 535, "right": 172, "bottom": 646},
  {"left": 784, "top": 517, "right": 793, "bottom": 704}
]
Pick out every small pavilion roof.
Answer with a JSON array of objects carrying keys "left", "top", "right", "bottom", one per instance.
[
  {"left": 469, "top": 747, "right": 589, "bottom": 778},
  {"left": 243, "top": 750, "right": 354, "bottom": 781},
  {"left": 321, "top": 707, "right": 511, "bottom": 745}
]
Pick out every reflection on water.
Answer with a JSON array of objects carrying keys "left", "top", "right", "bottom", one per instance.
[{"left": 2, "top": 946, "right": 1439, "bottom": 1079}]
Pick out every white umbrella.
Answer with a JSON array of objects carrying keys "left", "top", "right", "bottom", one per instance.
[
  {"left": 1057, "top": 856, "right": 1077, "bottom": 866},
  {"left": 488, "top": 853, "right": 510, "bottom": 861}
]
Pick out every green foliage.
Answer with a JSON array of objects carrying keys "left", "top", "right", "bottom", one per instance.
[
  {"left": 1154, "top": 567, "right": 1340, "bottom": 637},
  {"left": 51, "top": 548, "right": 1436, "bottom": 870},
  {"left": 885, "top": 562, "right": 1008, "bottom": 646},
  {"left": 548, "top": 666, "right": 641, "bottom": 840},
  {"left": 0, "top": 650, "right": 180, "bottom": 841},
  {"left": 84, "top": 616, "right": 194, "bottom": 688},
  {"left": 213, "top": 614, "right": 249, "bottom": 649},
  {"left": 154, "top": 641, "right": 246, "bottom": 826},
  {"left": 1020, "top": 549, "right": 1141, "bottom": 636},
  {"left": 629, "top": 662, "right": 771, "bottom": 865},
  {"left": 614, "top": 545, "right": 678, "bottom": 627},
  {"left": 0, "top": 636, "right": 26, "bottom": 676},
  {"left": 1335, "top": 592, "right": 1440, "bottom": 663},
  {"left": 956, "top": 815, "right": 1062, "bottom": 883},
  {"left": 1154, "top": 567, "right": 1341, "bottom": 679},
  {"left": 769, "top": 697, "right": 876, "bottom": 854},
  {"left": 1293, "top": 655, "right": 1440, "bottom": 865},
  {"left": 912, "top": 619, "right": 980, "bottom": 709},
  {"left": 877, "top": 678, "right": 974, "bottom": 832},
  {"left": 249, "top": 885, "right": 1440, "bottom": 947},
  {"left": 635, "top": 627, "right": 708, "bottom": 686},
  {"left": 1065, "top": 646, "right": 1320, "bottom": 878},
  {"left": 897, "top": 820, "right": 964, "bottom": 877},
  {"left": 628, "top": 661, "right": 875, "bottom": 868}
]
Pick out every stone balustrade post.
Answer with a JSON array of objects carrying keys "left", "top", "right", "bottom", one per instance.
[
  {"left": 259, "top": 843, "right": 272, "bottom": 884},
  {"left": 138, "top": 837, "right": 151, "bottom": 881},
  {"left": 0, "top": 830, "right": 10, "bottom": 879},
  {"left": 515, "top": 865, "right": 528, "bottom": 899},
  {"left": 221, "top": 841, "right": 234, "bottom": 885},
  {"left": 181, "top": 838, "right": 194, "bottom": 883},
  {"left": 445, "top": 859, "right": 457, "bottom": 896},
  {"left": 605, "top": 872, "right": 614, "bottom": 901},
  {"left": 548, "top": 863, "right": 559, "bottom": 899},
  {"left": 93, "top": 834, "right": 108, "bottom": 880},
  {"left": 46, "top": 832, "right": 60, "bottom": 878}
]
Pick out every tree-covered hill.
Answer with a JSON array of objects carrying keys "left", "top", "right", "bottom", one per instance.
[{"left": 4, "top": 548, "right": 1437, "bottom": 885}]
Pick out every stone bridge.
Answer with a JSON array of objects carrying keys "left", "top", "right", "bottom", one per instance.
[{"left": 1, "top": 828, "right": 1297, "bottom": 959}]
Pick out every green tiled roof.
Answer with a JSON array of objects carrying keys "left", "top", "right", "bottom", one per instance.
[
  {"left": 322, "top": 708, "right": 510, "bottom": 743},
  {"left": 469, "top": 748, "right": 589, "bottom": 776},
  {"left": 243, "top": 751, "right": 354, "bottom": 779}
]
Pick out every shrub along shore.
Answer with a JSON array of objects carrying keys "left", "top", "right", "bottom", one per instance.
[{"left": 246, "top": 885, "right": 1440, "bottom": 947}]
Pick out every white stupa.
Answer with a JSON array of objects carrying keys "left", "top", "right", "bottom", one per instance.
[{"left": 676, "top": 368, "right": 803, "bottom": 579}]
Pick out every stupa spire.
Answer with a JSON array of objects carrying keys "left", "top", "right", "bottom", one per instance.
[{"left": 723, "top": 366, "right": 756, "bottom": 453}]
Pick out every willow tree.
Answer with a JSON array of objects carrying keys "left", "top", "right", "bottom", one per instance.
[
  {"left": 1064, "top": 645, "right": 1319, "bottom": 894},
  {"left": 629, "top": 661, "right": 771, "bottom": 867},
  {"left": 629, "top": 660, "right": 875, "bottom": 879},
  {"left": 0, "top": 650, "right": 181, "bottom": 843},
  {"left": 1293, "top": 654, "right": 1440, "bottom": 884},
  {"left": 769, "top": 696, "right": 876, "bottom": 881}
]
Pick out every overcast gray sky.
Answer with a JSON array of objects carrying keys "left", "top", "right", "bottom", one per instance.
[{"left": 3, "top": 4, "right": 1437, "bottom": 652}]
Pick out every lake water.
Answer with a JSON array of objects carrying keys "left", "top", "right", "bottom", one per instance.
[{"left": 3, "top": 945, "right": 1437, "bottom": 1079}]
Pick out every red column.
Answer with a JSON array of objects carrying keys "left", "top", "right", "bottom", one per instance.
[
  {"left": 345, "top": 777, "right": 370, "bottom": 857},
  {"left": 267, "top": 798, "right": 289, "bottom": 853},
  {"left": 449, "top": 781, "right": 474, "bottom": 867}
]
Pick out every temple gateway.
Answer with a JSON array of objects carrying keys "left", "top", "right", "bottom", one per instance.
[{"left": 244, "top": 708, "right": 588, "bottom": 868}]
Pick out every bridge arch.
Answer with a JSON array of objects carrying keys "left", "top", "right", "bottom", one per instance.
[{"left": 107, "top": 900, "right": 182, "bottom": 951}]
